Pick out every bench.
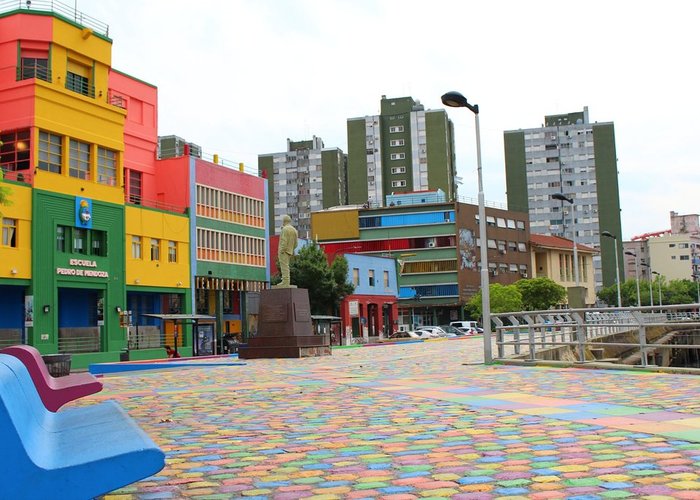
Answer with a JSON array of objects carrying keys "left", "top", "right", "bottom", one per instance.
[
  {"left": 1, "top": 345, "right": 103, "bottom": 412},
  {"left": 0, "top": 354, "right": 165, "bottom": 499}
]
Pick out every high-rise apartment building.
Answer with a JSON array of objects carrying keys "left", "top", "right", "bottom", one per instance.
[
  {"left": 346, "top": 96, "right": 456, "bottom": 207},
  {"left": 504, "top": 107, "right": 623, "bottom": 290},
  {"left": 259, "top": 136, "right": 346, "bottom": 238}
]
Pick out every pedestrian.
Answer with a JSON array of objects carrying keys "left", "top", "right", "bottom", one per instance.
[{"left": 164, "top": 345, "right": 180, "bottom": 358}]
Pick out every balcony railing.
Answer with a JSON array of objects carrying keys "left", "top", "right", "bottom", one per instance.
[
  {"left": 125, "top": 194, "right": 188, "bottom": 215},
  {"left": 0, "top": 0, "right": 109, "bottom": 37}
]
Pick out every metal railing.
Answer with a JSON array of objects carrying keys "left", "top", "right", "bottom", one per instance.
[
  {"left": 0, "top": 0, "right": 109, "bottom": 37},
  {"left": 492, "top": 304, "right": 700, "bottom": 368}
]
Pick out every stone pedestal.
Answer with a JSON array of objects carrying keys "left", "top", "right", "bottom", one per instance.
[{"left": 238, "top": 288, "right": 331, "bottom": 359}]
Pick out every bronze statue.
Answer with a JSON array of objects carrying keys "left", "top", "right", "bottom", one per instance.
[{"left": 274, "top": 214, "right": 298, "bottom": 288}]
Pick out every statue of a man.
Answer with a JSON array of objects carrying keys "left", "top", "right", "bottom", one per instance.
[{"left": 274, "top": 214, "right": 298, "bottom": 288}]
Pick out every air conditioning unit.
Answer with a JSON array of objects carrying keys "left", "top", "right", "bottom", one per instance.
[
  {"left": 499, "top": 249, "right": 506, "bottom": 255},
  {"left": 491, "top": 270, "right": 498, "bottom": 276},
  {"left": 520, "top": 272, "right": 528, "bottom": 278},
  {"left": 427, "top": 240, "right": 436, "bottom": 248}
]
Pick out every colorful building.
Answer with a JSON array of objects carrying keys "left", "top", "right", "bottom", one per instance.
[
  {"left": 0, "top": 3, "right": 266, "bottom": 367},
  {"left": 311, "top": 191, "right": 531, "bottom": 330}
]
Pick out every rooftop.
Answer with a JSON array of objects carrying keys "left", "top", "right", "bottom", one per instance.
[{"left": 0, "top": 0, "right": 109, "bottom": 38}]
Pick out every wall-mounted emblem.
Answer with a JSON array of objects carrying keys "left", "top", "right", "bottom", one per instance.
[{"left": 75, "top": 197, "right": 93, "bottom": 228}]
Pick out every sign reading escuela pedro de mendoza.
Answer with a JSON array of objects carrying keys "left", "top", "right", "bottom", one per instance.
[{"left": 56, "top": 258, "right": 109, "bottom": 278}]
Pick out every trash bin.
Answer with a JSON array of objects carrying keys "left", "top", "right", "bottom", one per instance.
[
  {"left": 120, "top": 349, "right": 130, "bottom": 362},
  {"left": 42, "top": 354, "right": 72, "bottom": 377}
]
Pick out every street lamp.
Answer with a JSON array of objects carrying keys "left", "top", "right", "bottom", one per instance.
[
  {"left": 441, "top": 90, "right": 492, "bottom": 364},
  {"left": 641, "top": 263, "right": 653, "bottom": 306},
  {"left": 625, "top": 250, "right": 641, "bottom": 307},
  {"left": 652, "top": 271, "right": 662, "bottom": 307},
  {"left": 693, "top": 275, "right": 700, "bottom": 304},
  {"left": 552, "top": 193, "right": 579, "bottom": 286},
  {"left": 601, "top": 231, "right": 622, "bottom": 308}
]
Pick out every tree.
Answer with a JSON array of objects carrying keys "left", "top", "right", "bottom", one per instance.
[
  {"left": 273, "top": 242, "right": 354, "bottom": 315},
  {"left": 515, "top": 277, "right": 566, "bottom": 311},
  {"left": 467, "top": 283, "right": 523, "bottom": 319}
]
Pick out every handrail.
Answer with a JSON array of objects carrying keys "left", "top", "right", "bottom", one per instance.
[
  {"left": 492, "top": 304, "right": 700, "bottom": 368},
  {"left": 0, "top": 0, "right": 109, "bottom": 37}
]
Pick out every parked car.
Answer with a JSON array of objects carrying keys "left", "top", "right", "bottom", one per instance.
[
  {"left": 437, "top": 325, "right": 463, "bottom": 337},
  {"left": 407, "top": 329, "right": 436, "bottom": 339},
  {"left": 455, "top": 326, "right": 477, "bottom": 336}
]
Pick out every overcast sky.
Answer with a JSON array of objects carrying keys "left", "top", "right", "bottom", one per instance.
[{"left": 83, "top": 0, "right": 698, "bottom": 241}]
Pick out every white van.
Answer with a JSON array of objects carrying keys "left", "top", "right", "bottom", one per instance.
[{"left": 450, "top": 320, "right": 479, "bottom": 330}]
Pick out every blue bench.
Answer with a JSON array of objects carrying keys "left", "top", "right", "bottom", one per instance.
[{"left": 0, "top": 354, "right": 165, "bottom": 499}]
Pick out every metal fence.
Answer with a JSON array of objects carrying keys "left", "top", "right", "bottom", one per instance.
[
  {"left": 492, "top": 304, "right": 700, "bottom": 368},
  {"left": 0, "top": 0, "right": 109, "bottom": 37}
]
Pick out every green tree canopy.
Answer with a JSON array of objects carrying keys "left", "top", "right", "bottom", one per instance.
[
  {"left": 467, "top": 283, "right": 523, "bottom": 319},
  {"left": 597, "top": 277, "right": 699, "bottom": 306},
  {"left": 273, "top": 242, "right": 354, "bottom": 315},
  {"left": 514, "top": 277, "right": 566, "bottom": 311}
]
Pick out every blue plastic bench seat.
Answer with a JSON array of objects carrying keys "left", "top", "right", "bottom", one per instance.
[{"left": 0, "top": 354, "right": 165, "bottom": 499}]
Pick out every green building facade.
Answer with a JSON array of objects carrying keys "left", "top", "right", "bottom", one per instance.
[{"left": 346, "top": 95, "right": 456, "bottom": 207}]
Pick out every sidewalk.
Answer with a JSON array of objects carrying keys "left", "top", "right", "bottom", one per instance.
[{"left": 97, "top": 337, "right": 700, "bottom": 499}]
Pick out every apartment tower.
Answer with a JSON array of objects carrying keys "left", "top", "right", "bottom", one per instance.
[
  {"left": 346, "top": 95, "right": 456, "bottom": 207},
  {"left": 504, "top": 107, "right": 623, "bottom": 290}
]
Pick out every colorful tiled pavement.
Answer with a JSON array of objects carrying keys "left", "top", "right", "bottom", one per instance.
[{"left": 87, "top": 337, "right": 700, "bottom": 499}]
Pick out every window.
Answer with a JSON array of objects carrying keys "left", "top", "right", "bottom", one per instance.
[
  {"left": 2, "top": 218, "right": 17, "bottom": 247},
  {"left": 352, "top": 268, "right": 359, "bottom": 286},
  {"left": 497, "top": 218, "right": 507, "bottom": 228},
  {"left": 368, "top": 269, "right": 375, "bottom": 287},
  {"left": 21, "top": 56, "right": 49, "bottom": 81},
  {"left": 128, "top": 169, "right": 142, "bottom": 204},
  {"left": 150, "top": 238, "right": 160, "bottom": 261},
  {"left": 486, "top": 216, "right": 496, "bottom": 227},
  {"left": 390, "top": 139, "right": 405, "bottom": 147},
  {"left": 680, "top": 255, "right": 690, "bottom": 261},
  {"left": 73, "top": 228, "right": 86, "bottom": 254},
  {"left": 391, "top": 166, "right": 406, "bottom": 174},
  {"left": 391, "top": 180, "right": 406, "bottom": 188},
  {"left": 91, "top": 230, "right": 107, "bottom": 257},
  {"left": 131, "top": 236, "right": 142, "bottom": 259},
  {"left": 66, "top": 59, "right": 91, "bottom": 96},
  {"left": 56, "top": 226, "right": 66, "bottom": 252},
  {"left": 390, "top": 153, "right": 406, "bottom": 160},
  {"left": 389, "top": 125, "right": 404, "bottom": 133},
  {"left": 97, "top": 147, "right": 117, "bottom": 186},
  {"left": 168, "top": 241, "right": 178, "bottom": 263},
  {"left": 383, "top": 270, "right": 389, "bottom": 288},
  {"left": 38, "top": 131, "right": 62, "bottom": 173},
  {"left": 518, "top": 242, "right": 527, "bottom": 252},
  {"left": 0, "top": 129, "right": 31, "bottom": 172},
  {"left": 487, "top": 239, "right": 497, "bottom": 249},
  {"left": 69, "top": 139, "right": 90, "bottom": 179},
  {"left": 516, "top": 220, "right": 526, "bottom": 230}
]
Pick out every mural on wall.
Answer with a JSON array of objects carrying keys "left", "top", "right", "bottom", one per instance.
[{"left": 459, "top": 228, "right": 477, "bottom": 270}]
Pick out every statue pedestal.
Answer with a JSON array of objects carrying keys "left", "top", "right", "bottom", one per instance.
[{"left": 238, "top": 288, "right": 331, "bottom": 359}]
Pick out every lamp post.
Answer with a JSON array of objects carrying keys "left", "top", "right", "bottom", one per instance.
[
  {"left": 625, "top": 250, "right": 641, "bottom": 307},
  {"left": 641, "top": 263, "right": 653, "bottom": 306},
  {"left": 552, "top": 193, "right": 579, "bottom": 286},
  {"left": 693, "top": 275, "right": 700, "bottom": 304},
  {"left": 441, "top": 90, "right": 492, "bottom": 364},
  {"left": 652, "top": 271, "right": 662, "bottom": 307},
  {"left": 601, "top": 231, "right": 622, "bottom": 308}
]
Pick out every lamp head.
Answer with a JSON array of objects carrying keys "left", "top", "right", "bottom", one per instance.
[
  {"left": 441, "top": 91, "right": 478, "bottom": 114},
  {"left": 441, "top": 91, "right": 469, "bottom": 108},
  {"left": 625, "top": 251, "right": 636, "bottom": 257},
  {"left": 601, "top": 231, "right": 615, "bottom": 239}
]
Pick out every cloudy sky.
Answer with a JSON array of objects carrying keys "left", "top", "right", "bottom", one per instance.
[{"left": 83, "top": 0, "right": 698, "bottom": 240}]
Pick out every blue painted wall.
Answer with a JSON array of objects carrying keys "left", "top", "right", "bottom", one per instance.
[
  {"left": 58, "top": 288, "right": 99, "bottom": 327},
  {"left": 0, "top": 285, "right": 24, "bottom": 328},
  {"left": 345, "top": 254, "right": 398, "bottom": 296}
]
